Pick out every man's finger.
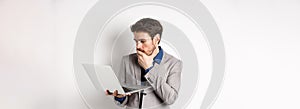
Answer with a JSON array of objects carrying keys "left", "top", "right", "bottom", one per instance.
[
  {"left": 138, "top": 55, "right": 143, "bottom": 60},
  {"left": 113, "top": 90, "right": 118, "bottom": 96},
  {"left": 116, "top": 94, "right": 125, "bottom": 98},
  {"left": 106, "top": 90, "right": 112, "bottom": 95},
  {"left": 137, "top": 50, "right": 147, "bottom": 56},
  {"left": 136, "top": 50, "right": 143, "bottom": 56},
  {"left": 126, "top": 93, "right": 131, "bottom": 96},
  {"left": 137, "top": 56, "right": 144, "bottom": 65}
]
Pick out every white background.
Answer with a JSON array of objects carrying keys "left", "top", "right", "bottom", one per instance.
[{"left": 1, "top": 0, "right": 299, "bottom": 109}]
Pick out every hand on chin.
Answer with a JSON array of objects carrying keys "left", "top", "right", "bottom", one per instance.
[{"left": 136, "top": 50, "right": 155, "bottom": 70}]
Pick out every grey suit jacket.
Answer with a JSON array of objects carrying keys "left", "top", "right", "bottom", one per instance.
[{"left": 114, "top": 51, "right": 183, "bottom": 109}]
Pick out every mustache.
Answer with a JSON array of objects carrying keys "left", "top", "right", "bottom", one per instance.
[
  {"left": 136, "top": 48, "right": 155, "bottom": 56},
  {"left": 136, "top": 49, "right": 145, "bottom": 53}
]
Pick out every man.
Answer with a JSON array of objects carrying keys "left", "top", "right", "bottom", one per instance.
[{"left": 106, "top": 18, "right": 183, "bottom": 109}]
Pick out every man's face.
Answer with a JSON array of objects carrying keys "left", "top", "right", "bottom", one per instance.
[{"left": 133, "top": 32, "right": 158, "bottom": 56}]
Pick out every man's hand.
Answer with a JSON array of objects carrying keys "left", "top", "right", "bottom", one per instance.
[
  {"left": 137, "top": 46, "right": 159, "bottom": 70},
  {"left": 105, "top": 90, "right": 130, "bottom": 98}
]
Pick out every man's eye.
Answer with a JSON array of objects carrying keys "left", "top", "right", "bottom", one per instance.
[{"left": 141, "top": 40, "right": 146, "bottom": 43}]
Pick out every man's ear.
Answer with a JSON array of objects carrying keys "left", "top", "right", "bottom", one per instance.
[{"left": 153, "top": 34, "right": 160, "bottom": 45}]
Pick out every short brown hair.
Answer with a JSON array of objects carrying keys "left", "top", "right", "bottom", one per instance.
[{"left": 131, "top": 18, "right": 163, "bottom": 43}]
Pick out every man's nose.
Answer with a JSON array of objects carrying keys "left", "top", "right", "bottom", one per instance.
[{"left": 136, "top": 42, "right": 142, "bottom": 49}]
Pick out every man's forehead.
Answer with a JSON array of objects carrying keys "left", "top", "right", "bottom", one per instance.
[{"left": 133, "top": 32, "right": 151, "bottom": 39}]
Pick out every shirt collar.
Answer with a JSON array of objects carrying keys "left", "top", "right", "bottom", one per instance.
[{"left": 153, "top": 46, "right": 163, "bottom": 64}]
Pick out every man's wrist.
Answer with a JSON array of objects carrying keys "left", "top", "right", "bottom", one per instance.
[
  {"left": 114, "top": 96, "right": 126, "bottom": 103},
  {"left": 145, "top": 65, "right": 154, "bottom": 73},
  {"left": 145, "top": 64, "right": 152, "bottom": 69},
  {"left": 145, "top": 60, "right": 153, "bottom": 69}
]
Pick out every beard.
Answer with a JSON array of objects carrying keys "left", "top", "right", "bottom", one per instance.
[{"left": 137, "top": 44, "right": 156, "bottom": 56}]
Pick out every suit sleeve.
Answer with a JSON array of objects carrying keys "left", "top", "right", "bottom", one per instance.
[
  {"left": 144, "top": 60, "right": 183, "bottom": 105},
  {"left": 113, "top": 96, "right": 128, "bottom": 107}
]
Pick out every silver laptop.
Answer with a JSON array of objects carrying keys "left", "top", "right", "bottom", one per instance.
[{"left": 82, "top": 64, "right": 151, "bottom": 95}]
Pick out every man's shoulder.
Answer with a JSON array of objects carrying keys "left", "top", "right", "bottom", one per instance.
[
  {"left": 163, "top": 52, "right": 182, "bottom": 64},
  {"left": 121, "top": 53, "right": 137, "bottom": 61},
  {"left": 123, "top": 53, "right": 136, "bottom": 58}
]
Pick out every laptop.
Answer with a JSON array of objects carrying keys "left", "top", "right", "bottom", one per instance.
[{"left": 82, "top": 64, "right": 151, "bottom": 95}]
